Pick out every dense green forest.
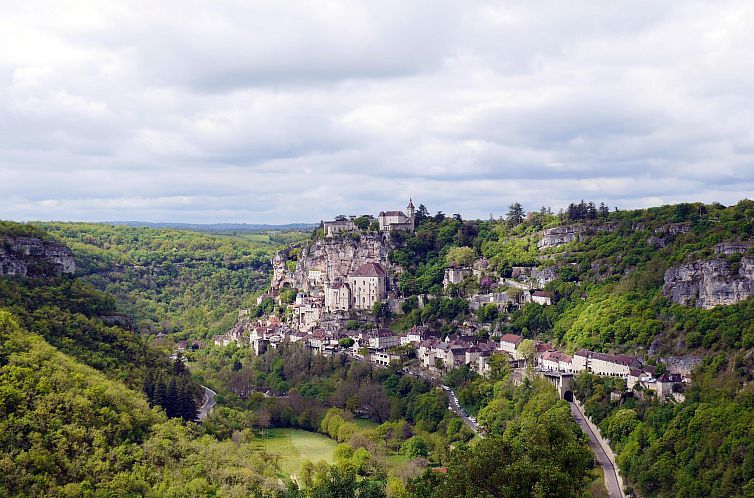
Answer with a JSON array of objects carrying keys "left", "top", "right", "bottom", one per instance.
[
  {"left": 2, "top": 221, "right": 596, "bottom": 496},
  {"left": 34, "top": 222, "right": 308, "bottom": 339}
]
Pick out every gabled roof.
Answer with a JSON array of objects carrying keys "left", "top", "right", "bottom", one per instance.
[
  {"left": 532, "top": 291, "right": 554, "bottom": 298},
  {"left": 535, "top": 341, "right": 555, "bottom": 353},
  {"left": 542, "top": 351, "right": 572, "bottom": 362},
  {"left": 500, "top": 333, "right": 524, "bottom": 345},
  {"left": 381, "top": 210, "right": 407, "bottom": 217},
  {"left": 350, "top": 262, "right": 386, "bottom": 277}
]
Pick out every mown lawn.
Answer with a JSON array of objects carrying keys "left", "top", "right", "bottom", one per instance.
[{"left": 253, "top": 428, "right": 338, "bottom": 477}]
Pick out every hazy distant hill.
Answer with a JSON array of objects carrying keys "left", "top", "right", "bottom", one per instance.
[{"left": 103, "top": 220, "right": 317, "bottom": 232}]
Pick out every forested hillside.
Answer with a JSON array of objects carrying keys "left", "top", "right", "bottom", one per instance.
[
  {"left": 384, "top": 199, "right": 754, "bottom": 496},
  {"left": 35, "top": 223, "right": 307, "bottom": 339},
  {"left": 3, "top": 198, "right": 753, "bottom": 497}
]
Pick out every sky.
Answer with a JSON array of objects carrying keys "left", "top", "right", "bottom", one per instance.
[{"left": 1, "top": 1, "right": 753, "bottom": 224}]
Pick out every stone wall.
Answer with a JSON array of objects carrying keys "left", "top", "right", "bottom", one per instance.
[{"left": 0, "top": 236, "right": 75, "bottom": 277}]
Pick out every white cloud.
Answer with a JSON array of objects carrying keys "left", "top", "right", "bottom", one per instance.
[{"left": 0, "top": 0, "right": 753, "bottom": 223}]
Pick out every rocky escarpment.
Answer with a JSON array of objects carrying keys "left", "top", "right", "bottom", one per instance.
[
  {"left": 538, "top": 223, "right": 618, "bottom": 249},
  {"left": 272, "top": 234, "right": 394, "bottom": 292},
  {"left": 663, "top": 256, "right": 754, "bottom": 309},
  {"left": 0, "top": 236, "right": 76, "bottom": 277}
]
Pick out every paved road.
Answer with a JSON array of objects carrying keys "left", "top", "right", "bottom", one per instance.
[
  {"left": 442, "top": 385, "right": 482, "bottom": 436},
  {"left": 570, "top": 401, "right": 623, "bottom": 498},
  {"left": 198, "top": 386, "right": 217, "bottom": 420}
]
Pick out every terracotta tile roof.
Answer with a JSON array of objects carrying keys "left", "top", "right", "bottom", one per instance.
[
  {"left": 500, "top": 333, "right": 524, "bottom": 345},
  {"left": 532, "top": 291, "right": 554, "bottom": 298},
  {"left": 535, "top": 341, "right": 555, "bottom": 352},
  {"left": 350, "top": 262, "right": 386, "bottom": 277},
  {"left": 542, "top": 351, "right": 572, "bottom": 362}
]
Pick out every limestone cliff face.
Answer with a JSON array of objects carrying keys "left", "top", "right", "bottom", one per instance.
[
  {"left": 272, "top": 234, "right": 394, "bottom": 292},
  {"left": 537, "top": 223, "right": 617, "bottom": 249},
  {"left": 663, "top": 257, "right": 754, "bottom": 308},
  {"left": 0, "top": 236, "right": 76, "bottom": 277}
]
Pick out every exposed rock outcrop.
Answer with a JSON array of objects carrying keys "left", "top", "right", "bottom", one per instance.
[
  {"left": 654, "top": 222, "right": 691, "bottom": 235},
  {"left": 538, "top": 223, "right": 618, "bottom": 249},
  {"left": 272, "top": 234, "right": 394, "bottom": 292},
  {"left": 663, "top": 257, "right": 754, "bottom": 308},
  {"left": 0, "top": 236, "right": 75, "bottom": 277},
  {"left": 714, "top": 241, "right": 751, "bottom": 255}
]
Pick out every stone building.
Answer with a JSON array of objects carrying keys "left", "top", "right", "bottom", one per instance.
[
  {"left": 443, "top": 267, "right": 473, "bottom": 287},
  {"left": 500, "top": 333, "right": 524, "bottom": 358},
  {"left": 323, "top": 219, "right": 357, "bottom": 237},
  {"left": 531, "top": 291, "right": 554, "bottom": 305},
  {"left": 573, "top": 350, "right": 642, "bottom": 377},
  {"left": 378, "top": 199, "right": 415, "bottom": 232},
  {"left": 348, "top": 262, "right": 387, "bottom": 310},
  {"left": 324, "top": 279, "right": 351, "bottom": 312},
  {"left": 368, "top": 329, "right": 401, "bottom": 349},
  {"left": 541, "top": 351, "right": 573, "bottom": 372}
]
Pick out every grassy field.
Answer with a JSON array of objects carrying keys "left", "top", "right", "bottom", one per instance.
[{"left": 253, "top": 428, "right": 338, "bottom": 478}]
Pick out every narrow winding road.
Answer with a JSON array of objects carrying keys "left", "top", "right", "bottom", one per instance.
[
  {"left": 442, "top": 385, "right": 482, "bottom": 436},
  {"left": 198, "top": 386, "right": 217, "bottom": 420},
  {"left": 570, "top": 401, "right": 624, "bottom": 498}
]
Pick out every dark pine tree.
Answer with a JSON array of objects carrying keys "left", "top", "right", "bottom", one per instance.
[
  {"left": 173, "top": 356, "right": 185, "bottom": 375},
  {"left": 586, "top": 202, "right": 597, "bottom": 220},
  {"left": 143, "top": 370, "right": 154, "bottom": 404},
  {"left": 153, "top": 376, "right": 167, "bottom": 410},
  {"left": 415, "top": 204, "right": 430, "bottom": 226},
  {"left": 599, "top": 202, "right": 610, "bottom": 219},
  {"left": 167, "top": 378, "right": 179, "bottom": 418},
  {"left": 179, "top": 385, "right": 199, "bottom": 421}
]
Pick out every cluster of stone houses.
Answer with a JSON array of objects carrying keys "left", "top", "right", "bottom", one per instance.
[
  {"left": 288, "top": 261, "right": 389, "bottom": 330},
  {"left": 212, "top": 312, "right": 685, "bottom": 400},
  {"left": 444, "top": 258, "right": 555, "bottom": 311}
]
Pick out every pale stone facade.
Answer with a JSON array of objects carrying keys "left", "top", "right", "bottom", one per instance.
[
  {"left": 531, "top": 291, "right": 554, "bottom": 306},
  {"left": 443, "top": 267, "right": 473, "bottom": 288},
  {"left": 378, "top": 199, "right": 415, "bottom": 232},
  {"left": 541, "top": 351, "right": 572, "bottom": 372},
  {"left": 324, "top": 219, "right": 357, "bottom": 237},
  {"left": 324, "top": 281, "right": 351, "bottom": 312},
  {"left": 368, "top": 329, "right": 400, "bottom": 349},
  {"left": 348, "top": 262, "right": 387, "bottom": 310},
  {"left": 573, "top": 350, "right": 642, "bottom": 378},
  {"left": 500, "top": 333, "right": 524, "bottom": 359}
]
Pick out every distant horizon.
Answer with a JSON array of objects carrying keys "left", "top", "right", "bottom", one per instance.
[
  {"left": 2, "top": 2, "right": 753, "bottom": 224},
  {"left": 4, "top": 197, "right": 750, "bottom": 227}
]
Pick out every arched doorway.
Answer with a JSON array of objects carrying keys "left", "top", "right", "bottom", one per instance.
[{"left": 564, "top": 390, "right": 574, "bottom": 402}]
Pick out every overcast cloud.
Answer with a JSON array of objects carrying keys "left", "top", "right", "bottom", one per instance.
[{"left": 1, "top": 0, "right": 753, "bottom": 223}]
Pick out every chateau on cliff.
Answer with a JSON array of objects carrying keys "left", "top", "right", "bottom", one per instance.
[
  {"left": 323, "top": 199, "right": 415, "bottom": 237},
  {"left": 271, "top": 202, "right": 416, "bottom": 330}
]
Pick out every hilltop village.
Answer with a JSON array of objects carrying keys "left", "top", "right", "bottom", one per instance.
[{"left": 203, "top": 200, "right": 733, "bottom": 403}]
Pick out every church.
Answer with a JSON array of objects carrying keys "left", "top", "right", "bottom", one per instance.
[{"left": 323, "top": 262, "right": 387, "bottom": 312}]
